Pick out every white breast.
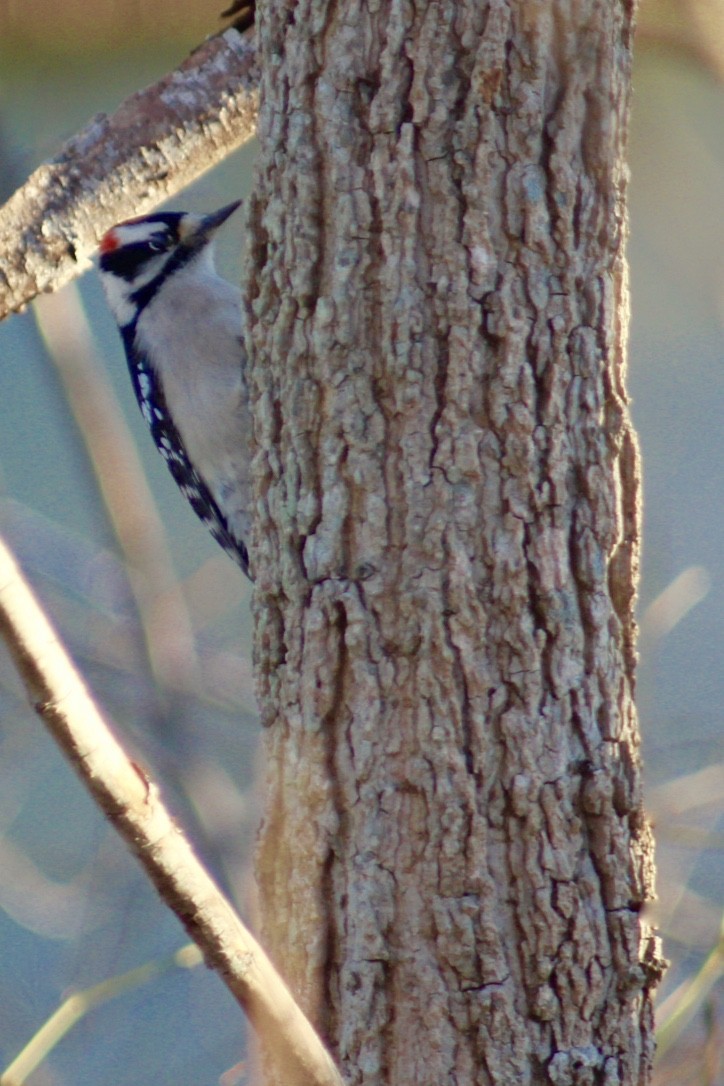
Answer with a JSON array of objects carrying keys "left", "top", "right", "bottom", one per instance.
[{"left": 135, "top": 258, "right": 253, "bottom": 542}]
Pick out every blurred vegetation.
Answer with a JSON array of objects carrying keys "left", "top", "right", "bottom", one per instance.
[{"left": 0, "top": 2, "right": 722, "bottom": 1084}]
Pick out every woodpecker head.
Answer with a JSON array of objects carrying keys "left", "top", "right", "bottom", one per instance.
[{"left": 98, "top": 200, "right": 241, "bottom": 327}]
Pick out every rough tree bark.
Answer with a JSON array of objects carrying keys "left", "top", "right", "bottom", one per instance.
[{"left": 245, "top": 2, "right": 662, "bottom": 1084}]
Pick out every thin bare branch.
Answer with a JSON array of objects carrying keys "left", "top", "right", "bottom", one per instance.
[
  {"left": 0, "top": 29, "right": 258, "bottom": 321},
  {"left": 1, "top": 946, "right": 203, "bottom": 1086},
  {"left": 0, "top": 534, "right": 344, "bottom": 1086}
]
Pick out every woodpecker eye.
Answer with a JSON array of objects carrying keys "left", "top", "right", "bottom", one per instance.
[{"left": 148, "top": 239, "right": 168, "bottom": 253}]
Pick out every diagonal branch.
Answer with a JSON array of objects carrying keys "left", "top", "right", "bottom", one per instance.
[
  {"left": 0, "top": 28, "right": 258, "bottom": 322},
  {"left": 0, "top": 534, "right": 344, "bottom": 1086}
]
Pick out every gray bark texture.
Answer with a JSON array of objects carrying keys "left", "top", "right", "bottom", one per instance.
[{"left": 245, "top": 2, "right": 663, "bottom": 1084}]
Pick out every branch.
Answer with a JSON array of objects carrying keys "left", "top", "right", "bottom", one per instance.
[
  {"left": 0, "top": 534, "right": 344, "bottom": 1086},
  {"left": 2, "top": 946, "right": 203, "bottom": 1086},
  {"left": 0, "top": 28, "right": 258, "bottom": 321}
]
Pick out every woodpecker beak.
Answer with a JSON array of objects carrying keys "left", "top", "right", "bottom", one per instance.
[{"left": 179, "top": 200, "right": 242, "bottom": 246}]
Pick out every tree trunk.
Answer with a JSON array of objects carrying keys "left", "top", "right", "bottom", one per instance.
[{"left": 245, "top": 1, "right": 662, "bottom": 1084}]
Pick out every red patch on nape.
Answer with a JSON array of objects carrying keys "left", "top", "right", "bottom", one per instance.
[{"left": 99, "top": 229, "right": 120, "bottom": 254}]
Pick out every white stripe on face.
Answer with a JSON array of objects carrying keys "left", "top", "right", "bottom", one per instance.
[
  {"left": 100, "top": 271, "right": 137, "bottom": 327},
  {"left": 109, "top": 220, "right": 171, "bottom": 248}
]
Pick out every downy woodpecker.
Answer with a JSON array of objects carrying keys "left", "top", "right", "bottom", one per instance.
[{"left": 98, "top": 202, "right": 252, "bottom": 578}]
